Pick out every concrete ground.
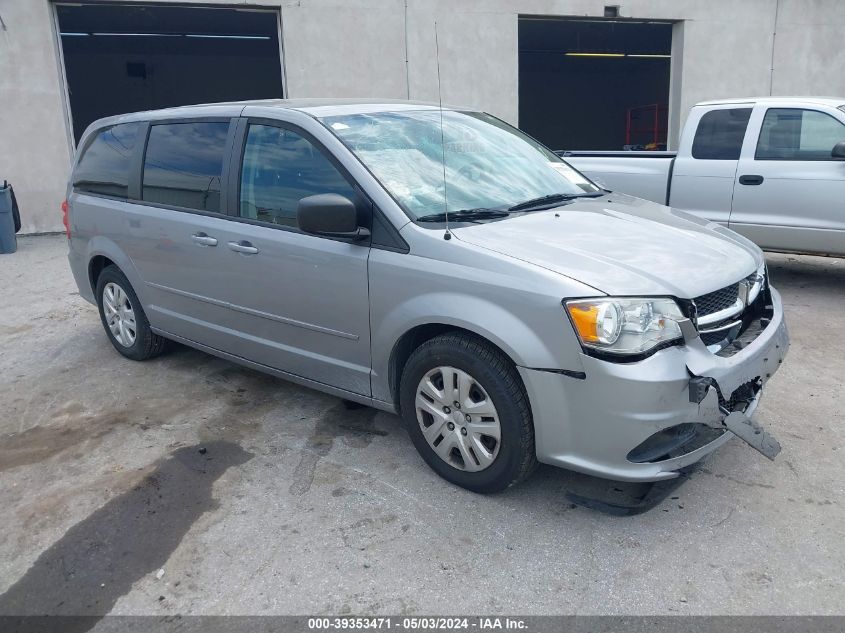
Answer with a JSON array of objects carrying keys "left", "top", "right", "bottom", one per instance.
[{"left": 0, "top": 234, "right": 843, "bottom": 616}]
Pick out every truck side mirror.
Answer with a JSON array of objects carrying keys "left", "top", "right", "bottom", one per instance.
[{"left": 831, "top": 141, "right": 845, "bottom": 160}]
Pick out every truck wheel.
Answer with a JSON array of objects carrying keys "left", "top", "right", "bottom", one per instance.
[
  {"left": 399, "top": 332, "right": 537, "bottom": 493},
  {"left": 95, "top": 265, "right": 168, "bottom": 361}
]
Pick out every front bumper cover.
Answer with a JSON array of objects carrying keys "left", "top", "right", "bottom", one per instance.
[{"left": 520, "top": 287, "right": 789, "bottom": 482}]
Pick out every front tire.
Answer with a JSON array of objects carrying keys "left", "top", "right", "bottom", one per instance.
[
  {"left": 95, "top": 265, "right": 168, "bottom": 361},
  {"left": 399, "top": 333, "right": 537, "bottom": 493}
]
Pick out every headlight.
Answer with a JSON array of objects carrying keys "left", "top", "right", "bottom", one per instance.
[
  {"left": 748, "top": 263, "right": 767, "bottom": 304},
  {"left": 565, "top": 297, "right": 685, "bottom": 356}
]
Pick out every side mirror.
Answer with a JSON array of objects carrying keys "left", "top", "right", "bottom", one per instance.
[
  {"left": 297, "top": 193, "right": 370, "bottom": 241},
  {"left": 832, "top": 141, "right": 845, "bottom": 160}
]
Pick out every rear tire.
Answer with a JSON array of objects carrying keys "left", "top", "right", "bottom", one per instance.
[
  {"left": 399, "top": 332, "right": 536, "bottom": 493},
  {"left": 95, "top": 265, "right": 168, "bottom": 361}
]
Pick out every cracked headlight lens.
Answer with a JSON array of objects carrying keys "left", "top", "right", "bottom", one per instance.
[{"left": 565, "top": 297, "right": 685, "bottom": 356}]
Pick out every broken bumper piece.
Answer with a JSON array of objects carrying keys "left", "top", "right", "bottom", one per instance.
[
  {"left": 688, "top": 376, "right": 781, "bottom": 460},
  {"left": 686, "top": 287, "right": 789, "bottom": 461}
]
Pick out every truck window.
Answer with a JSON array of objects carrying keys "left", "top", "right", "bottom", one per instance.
[
  {"left": 142, "top": 122, "right": 230, "bottom": 213},
  {"left": 756, "top": 108, "right": 845, "bottom": 160},
  {"left": 239, "top": 124, "right": 356, "bottom": 228},
  {"left": 73, "top": 122, "right": 143, "bottom": 198},
  {"left": 691, "top": 108, "right": 752, "bottom": 160}
]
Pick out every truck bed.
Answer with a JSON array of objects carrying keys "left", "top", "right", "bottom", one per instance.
[{"left": 557, "top": 150, "right": 677, "bottom": 205}]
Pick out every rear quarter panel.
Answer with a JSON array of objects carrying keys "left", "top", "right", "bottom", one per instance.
[{"left": 67, "top": 193, "right": 149, "bottom": 306}]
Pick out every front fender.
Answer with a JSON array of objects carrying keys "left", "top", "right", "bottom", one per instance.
[{"left": 370, "top": 291, "right": 585, "bottom": 404}]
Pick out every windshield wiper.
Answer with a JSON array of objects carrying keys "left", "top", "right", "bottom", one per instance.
[
  {"left": 416, "top": 208, "right": 511, "bottom": 223},
  {"left": 508, "top": 191, "right": 605, "bottom": 213}
]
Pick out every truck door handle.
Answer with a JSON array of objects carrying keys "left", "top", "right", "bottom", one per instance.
[
  {"left": 739, "top": 175, "right": 764, "bottom": 185},
  {"left": 227, "top": 240, "right": 259, "bottom": 255},
  {"left": 191, "top": 233, "right": 218, "bottom": 246}
]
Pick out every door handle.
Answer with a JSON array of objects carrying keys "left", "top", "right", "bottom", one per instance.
[
  {"left": 227, "top": 240, "right": 259, "bottom": 255},
  {"left": 739, "top": 175, "right": 764, "bottom": 186},
  {"left": 192, "top": 233, "right": 218, "bottom": 246}
]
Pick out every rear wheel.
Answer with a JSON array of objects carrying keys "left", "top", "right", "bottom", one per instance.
[
  {"left": 399, "top": 333, "right": 536, "bottom": 493},
  {"left": 95, "top": 265, "right": 168, "bottom": 360}
]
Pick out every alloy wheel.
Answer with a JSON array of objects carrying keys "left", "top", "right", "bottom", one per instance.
[{"left": 103, "top": 282, "right": 136, "bottom": 347}]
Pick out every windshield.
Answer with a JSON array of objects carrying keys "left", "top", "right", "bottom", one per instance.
[{"left": 320, "top": 110, "right": 601, "bottom": 220}]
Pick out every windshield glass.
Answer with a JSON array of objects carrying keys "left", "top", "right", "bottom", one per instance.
[{"left": 320, "top": 110, "right": 601, "bottom": 219}]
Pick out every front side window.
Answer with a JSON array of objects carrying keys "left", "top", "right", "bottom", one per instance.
[
  {"left": 239, "top": 124, "right": 356, "bottom": 228},
  {"left": 320, "top": 110, "right": 600, "bottom": 219},
  {"left": 73, "top": 122, "right": 143, "bottom": 198},
  {"left": 142, "top": 122, "right": 230, "bottom": 212},
  {"left": 756, "top": 108, "right": 845, "bottom": 160},
  {"left": 691, "top": 108, "right": 753, "bottom": 160}
]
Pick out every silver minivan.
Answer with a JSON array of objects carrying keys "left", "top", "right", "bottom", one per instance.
[{"left": 65, "top": 99, "right": 790, "bottom": 493}]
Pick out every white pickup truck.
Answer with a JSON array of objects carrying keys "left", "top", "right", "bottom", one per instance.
[{"left": 562, "top": 97, "right": 845, "bottom": 257}]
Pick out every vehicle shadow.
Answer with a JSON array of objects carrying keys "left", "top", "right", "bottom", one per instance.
[{"left": 509, "top": 461, "right": 700, "bottom": 516}]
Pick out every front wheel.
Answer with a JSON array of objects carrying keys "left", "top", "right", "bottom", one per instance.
[{"left": 399, "top": 333, "right": 537, "bottom": 493}]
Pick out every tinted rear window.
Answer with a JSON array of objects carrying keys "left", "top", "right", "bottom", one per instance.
[
  {"left": 691, "top": 108, "right": 752, "bottom": 160},
  {"left": 142, "top": 122, "right": 230, "bottom": 212},
  {"left": 73, "top": 122, "right": 143, "bottom": 198}
]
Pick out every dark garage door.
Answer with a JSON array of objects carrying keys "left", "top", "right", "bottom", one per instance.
[
  {"left": 56, "top": 3, "right": 284, "bottom": 143},
  {"left": 519, "top": 17, "right": 672, "bottom": 152}
]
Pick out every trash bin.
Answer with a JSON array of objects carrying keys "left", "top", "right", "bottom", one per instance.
[{"left": 0, "top": 181, "right": 19, "bottom": 254}]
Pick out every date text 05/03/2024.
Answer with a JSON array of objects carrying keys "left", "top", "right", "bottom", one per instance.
[{"left": 307, "top": 617, "right": 528, "bottom": 630}]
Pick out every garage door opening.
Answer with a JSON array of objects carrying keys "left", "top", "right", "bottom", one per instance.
[
  {"left": 56, "top": 3, "right": 284, "bottom": 144},
  {"left": 519, "top": 17, "right": 672, "bottom": 152}
]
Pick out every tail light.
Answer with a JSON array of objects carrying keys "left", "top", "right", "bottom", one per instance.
[{"left": 61, "top": 199, "right": 71, "bottom": 239}]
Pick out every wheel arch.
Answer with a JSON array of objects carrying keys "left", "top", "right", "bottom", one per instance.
[
  {"left": 88, "top": 255, "right": 116, "bottom": 293},
  {"left": 388, "top": 323, "right": 526, "bottom": 415},
  {"left": 84, "top": 236, "right": 146, "bottom": 303},
  {"left": 373, "top": 288, "right": 584, "bottom": 409}
]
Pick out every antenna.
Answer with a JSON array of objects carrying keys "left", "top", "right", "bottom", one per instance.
[{"left": 434, "top": 21, "right": 451, "bottom": 240}]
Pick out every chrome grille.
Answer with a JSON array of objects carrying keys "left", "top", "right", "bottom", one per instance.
[
  {"left": 700, "top": 319, "right": 735, "bottom": 346},
  {"left": 693, "top": 272, "right": 761, "bottom": 321},
  {"left": 693, "top": 270, "right": 767, "bottom": 352},
  {"left": 694, "top": 284, "right": 740, "bottom": 317}
]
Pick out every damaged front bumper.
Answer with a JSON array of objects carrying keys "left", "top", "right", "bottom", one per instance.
[{"left": 519, "top": 287, "right": 789, "bottom": 482}]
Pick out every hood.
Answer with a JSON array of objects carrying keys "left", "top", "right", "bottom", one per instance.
[{"left": 453, "top": 194, "right": 763, "bottom": 298}]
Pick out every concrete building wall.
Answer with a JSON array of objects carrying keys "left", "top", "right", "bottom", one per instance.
[
  {"left": 0, "top": 0, "right": 74, "bottom": 235},
  {"left": 2, "top": 0, "right": 844, "bottom": 233},
  {"left": 771, "top": 0, "right": 845, "bottom": 96},
  {"left": 281, "top": 0, "right": 408, "bottom": 99}
]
